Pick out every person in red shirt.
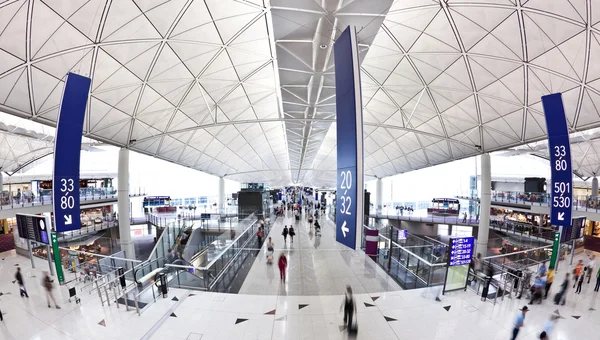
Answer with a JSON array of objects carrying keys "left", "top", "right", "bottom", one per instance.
[{"left": 278, "top": 252, "right": 288, "bottom": 283}]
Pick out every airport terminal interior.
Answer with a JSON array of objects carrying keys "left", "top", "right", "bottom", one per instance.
[{"left": 3, "top": 0, "right": 600, "bottom": 339}]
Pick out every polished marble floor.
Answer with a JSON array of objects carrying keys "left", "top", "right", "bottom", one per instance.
[
  {"left": 2, "top": 241, "right": 600, "bottom": 339},
  {"left": 238, "top": 211, "right": 402, "bottom": 295}
]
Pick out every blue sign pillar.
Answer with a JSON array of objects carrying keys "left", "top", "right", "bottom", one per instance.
[
  {"left": 53, "top": 73, "right": 91, "bottom": 232},
  {"left": 541, "top": 93, "right": 572, "bottom": 227},
  {"left": 334, "top": 26, "right": 364, "bottom": 250}
]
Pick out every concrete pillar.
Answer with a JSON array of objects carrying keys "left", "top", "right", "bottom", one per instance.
[
  {"left": 592, "top": 177, "right": 598, "bottom": 199},
  {"left": 218, "top": 177, "right": 226, "bottom": 217},
  {"left": 476, "top": 153, "right": 491, "bottom": 257},
  {"left": 118, "top": 148, "right": 135, "bottom": 261},
  {"left": 376, "top": 178, "right": 383, "bottom": 214}
]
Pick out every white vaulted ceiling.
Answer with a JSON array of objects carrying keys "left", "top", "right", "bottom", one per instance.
[
  {"left": 0, "top": 0, "right": 291, "bottom": 184},
  {"left": 2, "top": 0, "right": 600, "bottom": 187}
]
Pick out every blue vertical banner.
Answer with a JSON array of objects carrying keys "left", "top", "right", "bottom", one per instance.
[
  {"left": 334, "top": 26, "right": 364, "bottom": 250},
  {"left": 541, "top": 93, "right": 572, "bottom": 227},
  {"left": 53, "top": 73, "right": 91, "bottom": 232},
  {"left": 315, "top": 190, "right": 319, "bottom": 201}
]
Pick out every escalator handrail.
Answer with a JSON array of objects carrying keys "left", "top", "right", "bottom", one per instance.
[{"left": 133, "top": 257, "right": 167, "bottom": 284}]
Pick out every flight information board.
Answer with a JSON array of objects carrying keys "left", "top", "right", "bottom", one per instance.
[
  {"left": 16, "top": 214, "right": 49, "bottom": 244},
  {"left": 448, "top": 236, "right": 474, "bottom": 267}
]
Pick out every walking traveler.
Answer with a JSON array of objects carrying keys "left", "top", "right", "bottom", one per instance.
[
  {"left": 278, "top": 252, "right": 287, "bottom": 283},
  {"left": 595, "top": 267, "right": 600, "bottom": 292},
  {"left": 341, "top": 285, "right": 357, "bottom": 332},
  {"left": 282, "top": 225, "right": 289, "bottom": 243},
  {"left": 474, "top": 253, "right": 483, "bottom": 273},
  {"left": 544, "top": 267, "right": 555, "bottom": 299},
  {"left": 530, "top": 275, "right": 545, "bottom": 304},
  {"left": 462, "top": 212, "right": 467, "bottom": 223},
  {"left": 257, "top": 226, "right": 264, "bottom": 247},
  {"left": 510, "top": 306, "right": 529, "bottom": 340},
  {"left": 586, "top": 255, "right": 595, "bottom": 284},
  {"left": 538, "top": 261, "right": 547, "bottom": 277},
  {"left": 14, "top": 267, "right": 28, "bottom": 298},
  {"left": 289, "top": 226, "right": 296, "bottom": 244},
  {"left": 42, "top": 272, "right": 61, "bottom": 309},
  {"left": 266, "top": 237, "right": 274, "bottom": 264},
  {"left": 575, "top": 272, "right": 584, "bottom": 294},
  {"left": 573, "top": 260, "right": 583, "bottom": 288},
  {"left": 554, "top": 273, "right": 569, "bottom": 305},
  {"left": 542, "top": 313, "right": 560, "bottom": 337}
]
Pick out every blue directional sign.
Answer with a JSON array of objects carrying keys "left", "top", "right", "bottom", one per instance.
[
  {"left": 53, "top": 73, "right": 91, "bottom": 232},
  {"left": 448, "top": 237, "right": 474, "bottom": 267},
  {"left": 334, "top": 26, "right": 364, "bottom": 250},
  {"left": 541, "top": 93, "right": 572, "bottom": 227}
]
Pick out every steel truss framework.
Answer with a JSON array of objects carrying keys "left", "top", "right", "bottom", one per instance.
[{"left": 1, "top": 0, "right": 600, "bottom": 186}]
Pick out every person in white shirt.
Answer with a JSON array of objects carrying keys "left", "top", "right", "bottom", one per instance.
[
  {"left": 542, "top": 314, "right": 560, "bottom": 338},
  {"left": 587, "top": 255, "right": 596, "bottom": 284}
]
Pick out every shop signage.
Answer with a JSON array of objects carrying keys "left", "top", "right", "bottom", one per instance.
[
  {"left": 51, "top": 232, "right": 65, "bottom": 283},
  {"left": 334, "top": 26, "right": 364, "bottom": 250},
  {"left": 397, "top": 229, "right": 408, "bottom": 240},
  {"left": 448, "top": 236, "right": 474, "bottom": 267},
  {"left": 53, "top": 73, "right": 91, "bottom": 232},
  {"left": 541, "top": 93, "right": 572, "bottom": 227}
]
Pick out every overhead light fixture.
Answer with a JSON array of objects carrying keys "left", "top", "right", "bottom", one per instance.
[{"left": 319, "top": 44, "right": 328, "bottom": 49}]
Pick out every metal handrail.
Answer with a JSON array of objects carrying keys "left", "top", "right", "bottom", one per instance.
[
  {"left": 207, "top": 222, "right": 259, "bottom": 291},
  {"left": 423, "top": 235, "right": 448, "bottom": 247},
  {"left": 482, "top": 244, "right": 552, "bottom": 260},
  {"left": 133, "top": 257, "right": 166, "bottom": 284}
]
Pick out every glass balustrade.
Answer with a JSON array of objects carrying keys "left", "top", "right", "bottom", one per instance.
[
  {"left": 457, "top": 190, "right": 600, "bottom": 213},
  {"left": 362, "top": 224, "right": 447, "bottom": 290},
  {"left": 0, "top": 187, "right": 144, "bottom": 210}
]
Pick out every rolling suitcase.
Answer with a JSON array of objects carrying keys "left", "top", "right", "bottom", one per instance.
[
  {"left": 348, "top": 314, "right": 358, "bottom": 335},
  {"left": 554, "top": 291, "right": 563, "bottom": 305}
]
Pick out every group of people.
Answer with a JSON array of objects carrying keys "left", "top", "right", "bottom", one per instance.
[
  {"left": 511, "top": 306, "right": 560, "bottom": 340},
  {"left": 570, "top": 256, "right": 599, "bottom": 294},
  {"left": 1, "top": 267, "right": 61, "bottom": 321},
  {"left": 395, "top": 205, "right": 414, "bottom": 215},
  {"left": 511, "top": 254, "right": 600, "bottom": 340}
]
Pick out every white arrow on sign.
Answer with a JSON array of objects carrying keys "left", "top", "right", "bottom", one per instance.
[
  {"left": 64, "top": 215, "right": 72, "bottom": 225},
  {"left": 341, "top": 221, "right": 349, "bottom": 237},
  {"left": 557, "top": 212, "right": 565, "bottom": 221}
]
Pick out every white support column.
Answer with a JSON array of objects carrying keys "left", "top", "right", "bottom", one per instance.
[
  {"left": 376, "top": 178, "right": 383, "bottom": 214},
  {"left": 218, "top": 177, "right": 225, "bottom": 214},
  {"left": 477, "top": 153, "right": 491, "bottom": 257},
  {"left": 118, "top": 148, "right": 135, "bottom": 261}
]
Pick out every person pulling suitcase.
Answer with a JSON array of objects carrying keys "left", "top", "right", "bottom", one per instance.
[
  {"left": 341, "top": 286, "right": 357, "bottom": 333},
  {"left": 554, "top": 273, "right": 570, "bottom": 305}
]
